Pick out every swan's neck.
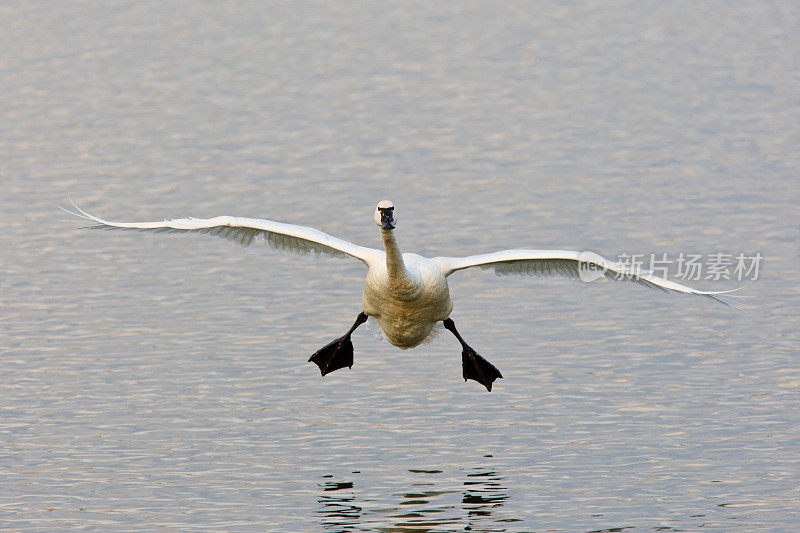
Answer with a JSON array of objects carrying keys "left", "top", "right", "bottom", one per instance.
[{"left": 381, "top": 229, "right": 411, "bottom": 283}]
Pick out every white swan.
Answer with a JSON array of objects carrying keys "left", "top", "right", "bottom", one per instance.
[{"left": 61, "top": 199, "right": 739, "bottom": 391}]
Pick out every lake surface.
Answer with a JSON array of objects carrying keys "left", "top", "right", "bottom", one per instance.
[{"left": 1, "top": 1, "right": 798, "bottom": 531}]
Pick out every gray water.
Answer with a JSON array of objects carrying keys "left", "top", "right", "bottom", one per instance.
[{"left": 1, "top": 2, "right": 799, "bottom": 531}]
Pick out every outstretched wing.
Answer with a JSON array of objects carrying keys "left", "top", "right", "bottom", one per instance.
[
  {"left": 432, "top": 249, "right": 743, "bottom": 307},
  {"left": 61, "top": 201, "right": 381, "bottom": 266}
]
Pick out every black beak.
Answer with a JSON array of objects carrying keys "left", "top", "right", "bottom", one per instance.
[{"left": 379, "top": 208, "right": 395, "bottom": 230}]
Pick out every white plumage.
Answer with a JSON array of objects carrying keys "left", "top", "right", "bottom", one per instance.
[{"left": 61, "top": 199, "right": 740, "bottom": 391}]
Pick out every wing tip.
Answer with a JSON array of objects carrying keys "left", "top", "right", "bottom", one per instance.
[
  {"left": 699, "top": 289, "right": 750, "bottom": 311},
  {"left": 59, "top": 197, "right": 108, "bottom": 229}
]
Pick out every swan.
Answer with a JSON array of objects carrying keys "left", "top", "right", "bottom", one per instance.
[{"left": 61, "top": 199, "right": 740, "bottom": 391}]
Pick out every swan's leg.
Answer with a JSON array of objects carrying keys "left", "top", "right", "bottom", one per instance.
[
  {"left": 442, "top": 318, "right": 503, "bottom": 392},
  {"left": 308, "top": 312, "right": 368, "bottom": 376}
]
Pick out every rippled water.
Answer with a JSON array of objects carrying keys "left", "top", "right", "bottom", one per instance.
[{"left": 2, "top": 1, "right": 799, "bottom": 531}]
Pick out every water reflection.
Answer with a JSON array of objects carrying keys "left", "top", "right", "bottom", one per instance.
[
  {"left": 316, "top": 465, "right": 515, "bottom": 532},
  {"left": 463, "top": 469, "right": 508, "bottom": 518},
  {"left": 317, "top": 475, "right": 363, "bottom": 527}
]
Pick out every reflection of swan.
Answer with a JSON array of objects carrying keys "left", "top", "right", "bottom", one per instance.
[
  {"left": 62, "top": 199, "right": 738, "bottom": 391},
  {"left": 463, "top": 468, "right": 508, "bottom": 519},
  {"left": 314, "top": 466, "right": 511, "bottom": 530},
  {"left": 317, "top": 477, "right": 361, "bottom": 527}
]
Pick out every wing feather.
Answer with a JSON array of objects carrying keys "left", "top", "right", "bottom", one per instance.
[
  {"left": 60, "top": 201, "right": 380, "bottom": 266},
  {"left": 433, "top": 249, "right": 743, "bottom": 307}
]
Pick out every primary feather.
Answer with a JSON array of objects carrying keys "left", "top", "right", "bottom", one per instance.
[
  {"left": 60, "top": 200, "right": 378, "bottom": 263},
  {"left": 433, "top": 249, "right": 743, "bottom": 308}
]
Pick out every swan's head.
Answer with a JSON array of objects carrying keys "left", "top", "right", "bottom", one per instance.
[{"left": 374, "top": 200, "right": 396, "bottom": 230}]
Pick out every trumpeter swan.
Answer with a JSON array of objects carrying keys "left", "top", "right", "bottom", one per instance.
[{"left": 61, "top": 199, "right": 739, "bottom": 391}]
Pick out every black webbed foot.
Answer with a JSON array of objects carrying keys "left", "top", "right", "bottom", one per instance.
[
  {"left": 309, "top": 336, "right": 354, "bottom": 376},
  {"left": 443, "top": 317, "right": 503, "bottom": 392},
  {"left": 309, "top": 312, "right": 367, "bottom": 377},
  {"left": 461, "top": 347, "right": 503, "bottom": 391}
]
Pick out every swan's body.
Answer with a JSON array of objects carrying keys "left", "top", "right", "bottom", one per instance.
[
  {"left": 363, "top": 244, "right": 453, "bottom": 348},
  {"left": 62, "top": 199, "right": 739, "bottom": 391}
]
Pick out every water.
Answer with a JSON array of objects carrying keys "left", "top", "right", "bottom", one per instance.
[{"left": 1, "top": 1, "right": 799, "bottom": 531}]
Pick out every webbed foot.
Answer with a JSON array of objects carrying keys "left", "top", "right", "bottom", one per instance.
[
  {"left": 308, "top": 312, "right": 367, "bottom": 377},
  {"left": 461, "top": 347, "right": 503, "bottom": 391},
  {"left": 309, "top": 336, "right": 354, "bottom": 376},
  {"left": 443, "top": 317, "right": 503, "bottom": 392}
]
